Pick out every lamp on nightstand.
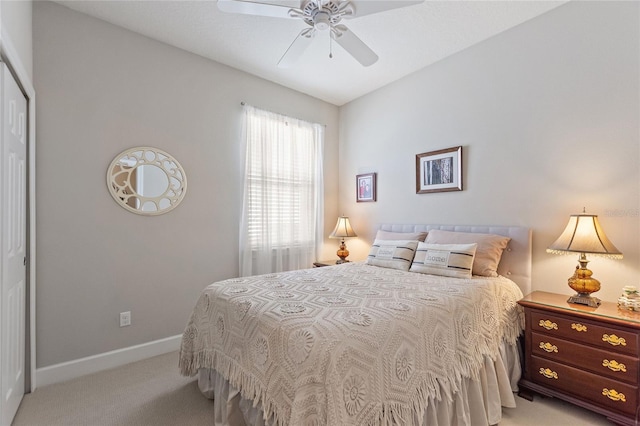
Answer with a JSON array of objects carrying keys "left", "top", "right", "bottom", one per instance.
[
  {"left": 329, "top": 216, "right": 357, "bottom": 264},
  {"left": 547, "top": 210, "right": 622, "bottom": 308}
]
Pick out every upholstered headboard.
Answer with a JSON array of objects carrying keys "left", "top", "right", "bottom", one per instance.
[{"left": 376, "top": 224, "right": 532, "bottom": 296}]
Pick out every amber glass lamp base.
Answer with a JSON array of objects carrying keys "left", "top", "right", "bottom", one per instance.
[
  {"left": 336, "top": 240, "right": 350, "bottom": 264},
  {"left": 566, "top": 254, "right": 601, "bottom": 308}
]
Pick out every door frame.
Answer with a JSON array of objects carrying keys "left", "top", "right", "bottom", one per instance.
[{"left": 1, "top": 29, "right": 37, "bottom": 392}]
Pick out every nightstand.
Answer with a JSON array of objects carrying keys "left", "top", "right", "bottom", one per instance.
[
  {"left": 518, "top": 291, "right": 640, "bottom": 425},
  {"left": 313, "top": 260, "right": 339, "bottom": 267}
]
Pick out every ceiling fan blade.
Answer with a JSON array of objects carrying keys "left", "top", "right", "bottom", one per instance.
[
  {"left": 331, "top": 26, "right": 378, "bottom": 67},
  {"left": 278, "top": 28, "right": 316, "bottom": 68},
  {"left": 217, "top": 0, "right": 297, "bottom": 19},
  {"left": 348, "top": 0, "right": 423, "bottom": 19}
]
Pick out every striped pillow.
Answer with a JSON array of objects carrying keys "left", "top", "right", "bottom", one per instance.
[
  {"left": 410, "top": 242, "right": 477, "bottom": 278},
  {"left": 366, "top": 239, "right": 419, "bottom": 271},
  {"left": 424, "top": 230, "right": 509, "bottom": 277}
]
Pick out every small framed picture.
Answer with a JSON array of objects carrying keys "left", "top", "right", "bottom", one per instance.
[
  {"left": 356, "top": 173, "right": 376, "bottom": 202},
  {"left": 416, "top": 146, "right": 462, "bottom": 194}
]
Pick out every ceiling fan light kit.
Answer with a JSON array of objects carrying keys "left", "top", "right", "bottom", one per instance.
[{"left": 217, "top": 0, "right": 423, "bottom": 67}]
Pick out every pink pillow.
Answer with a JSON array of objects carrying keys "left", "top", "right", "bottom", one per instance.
[{"left": 375, "top": 230, "right": 428, "bottom": 242}]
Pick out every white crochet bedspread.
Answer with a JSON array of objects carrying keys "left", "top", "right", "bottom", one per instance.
[{"left": 179, "top": 262, "right": 523, "bottom": 426}]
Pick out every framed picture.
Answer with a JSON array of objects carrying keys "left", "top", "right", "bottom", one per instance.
[
  {"left": 416, "top": 146, "right": 462, "bottom": 194},
  {"left": 356, "top": 172, "right": 376, "bottom": 202}
]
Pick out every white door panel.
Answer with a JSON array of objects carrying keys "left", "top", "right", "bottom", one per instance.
[{"left": 1, "top": 62, "right": 27, "bottom": 426}]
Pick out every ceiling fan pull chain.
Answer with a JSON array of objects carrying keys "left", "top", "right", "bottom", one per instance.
[{"left": 329, "top": 34, "right": 333, "bottom": 59}]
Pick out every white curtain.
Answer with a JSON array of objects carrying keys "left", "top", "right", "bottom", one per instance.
[{"left": 239, "top": 105, "right": 324, "bottom": 277}]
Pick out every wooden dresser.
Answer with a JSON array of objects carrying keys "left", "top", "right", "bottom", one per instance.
[{"left": 518, "top": 291, "right": 640, "bottom": 425}]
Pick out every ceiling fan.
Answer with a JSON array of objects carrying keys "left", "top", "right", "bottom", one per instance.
[{"left": 217, "top": 0, "right": 423, "bottom": 67}]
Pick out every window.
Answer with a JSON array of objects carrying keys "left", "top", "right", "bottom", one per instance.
[{"left": 239, "top": 105, "right": 324, "bottom": 276}]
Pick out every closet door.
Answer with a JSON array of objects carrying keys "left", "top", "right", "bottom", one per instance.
[{"left": 0, "top": 62, "right": 27, "bottom": 426}]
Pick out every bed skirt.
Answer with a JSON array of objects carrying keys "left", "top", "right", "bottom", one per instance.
[{"left": 196, "top": 340, "right": 521, "bottom": 426}]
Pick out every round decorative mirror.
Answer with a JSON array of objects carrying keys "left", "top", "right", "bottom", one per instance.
[{"left": 107, "top": 147, "right": 187, "bottom": 215}]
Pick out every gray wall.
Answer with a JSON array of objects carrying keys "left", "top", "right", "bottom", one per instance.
[
  {"left": 339, "top": 1, "right": 639, "bottom": 303},
  {"left": 32, "top": 0, "right": 640, "bottom": 368},
  {"left": 33, "top": 1, "right": 339, "bottom": 368},
  {"left": 1, "top": 0, "right": 33, "bottom": 79}
]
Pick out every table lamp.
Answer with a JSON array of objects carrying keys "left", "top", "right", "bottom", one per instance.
[
  {"left": 329, "top": 216, "right": 357, "bottom": 264},
  {"left": 547, "top": 211, "right": 622, "bottom": 307}
]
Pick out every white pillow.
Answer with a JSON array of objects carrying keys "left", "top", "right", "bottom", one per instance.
[
  {"left": 375, "top": 230, "right": 428, "bottom": 242},
  {"left": 410, "top": 243, "right": 477, "bottom": 279},
  {"left": 424, "top": 230, "right": 510, "bottom": 277},
  {"left": 366, "top": 239, "right": 419, "bottom": 271}
]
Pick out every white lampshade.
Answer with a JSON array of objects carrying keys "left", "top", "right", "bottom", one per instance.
[
  {"left": 329, "top": 216, "right": 357, "bottom": 239},
  {"left": 547, "top": 214, "right": 622, "bottom": 259}
]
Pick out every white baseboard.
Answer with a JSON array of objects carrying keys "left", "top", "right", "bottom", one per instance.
[{"left": 35, "top": 334, "right": 182, "bottom": 389}]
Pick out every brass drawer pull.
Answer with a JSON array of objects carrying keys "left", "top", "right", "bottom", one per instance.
[
  {"left": 538, "top": 319, "right": 558, "bottom": 330},
  {"left": 602, "top": 334, "right": 627, "bottom": 346},
  {"left": 602, "top": 359, "right": 627, "bottom": 373},
  {"left": 571, "top": 323, "right": 587, "bottom": 332},
  {"left": 539, "top": 368, "right": 558, "bottom": 379},
  {"left": 602, "top": 388, "right": 626, "bottom": 402},
  {"left": 539, "top": 342, "right": 558, "bottom": 353}
]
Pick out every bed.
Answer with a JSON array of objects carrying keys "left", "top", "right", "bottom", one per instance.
[{"left": 179, "top": 224, "right": 532, "bottom": 425}]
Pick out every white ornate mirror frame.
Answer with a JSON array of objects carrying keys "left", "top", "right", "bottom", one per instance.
[{"left": 107, "top": 147, "right": 188, "bottom": 216}]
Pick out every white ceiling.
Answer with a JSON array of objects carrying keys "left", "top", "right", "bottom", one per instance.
[{"left": 52, "top": 0, "right": 567, "bottom": 106}]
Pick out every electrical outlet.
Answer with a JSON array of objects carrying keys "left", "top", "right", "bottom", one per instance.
[{"left": 120, "top": 311, "right": 131, "bottom": 327}]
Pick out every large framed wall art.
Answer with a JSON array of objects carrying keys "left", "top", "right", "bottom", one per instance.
[{"left": 415, "top": 146, "right": 462, "bottom": 194}]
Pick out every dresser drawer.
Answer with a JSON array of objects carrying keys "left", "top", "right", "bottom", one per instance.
[
  {"left": 532, "top": 331, "right": 639, "bottom": 384},
  {"left": 531, "top": 310, "right": 638, "bottom": 355},
  {"left": 530, "top": 355, "right": 638, "bottom": 415}
]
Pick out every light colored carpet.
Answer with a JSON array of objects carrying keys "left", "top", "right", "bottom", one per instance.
[
  {"left": 12, "top": 352, "right": 213, "bottom": 426},
  {"left": 13, "top": 351, "right": 612, "bottom": 425}
]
